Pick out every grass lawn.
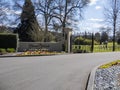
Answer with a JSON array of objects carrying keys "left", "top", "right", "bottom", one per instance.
[{"left": 72, "top": 43, "right": 120, "bottom": 53}]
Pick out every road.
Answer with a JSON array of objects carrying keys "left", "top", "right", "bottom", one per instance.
[{"left": 0, "top": 52, "right": 120, "bottom": 90}]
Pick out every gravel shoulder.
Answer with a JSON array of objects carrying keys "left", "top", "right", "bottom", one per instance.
[
  {"left": 88, "top": 60, "right": 120, "bottom": 90},
  {"left": 94, "top": 65, "right": 120, "bottom": 90}
]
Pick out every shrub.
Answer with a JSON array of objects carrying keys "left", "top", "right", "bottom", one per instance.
[
  {"left": 74, "top": 37, "right": 85, "bottom": 45},
  {"left": 117, "top": 38, "right": 120, "bottom": 45},
  {"left": 0, "top": 34, "right": 18, "bottom": 50},
  {"left": 7, "top": 48, "right": 15, "bottom": 53},
  {"left": 84, "top": 39, "right": 91, "bottom": 45},
  {"left": 74, "top": 36, "right": 99, "bottom": 45},
  {"left": 0, "top": 48, "right": 7, "bottom": 55}
]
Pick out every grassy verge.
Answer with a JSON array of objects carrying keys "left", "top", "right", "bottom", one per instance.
[
  {"left": 99, "top": 60, "right": 120, "bottom": 69},
  {"left": 72, "top": 43, "right": 120, "bottom": 53}
]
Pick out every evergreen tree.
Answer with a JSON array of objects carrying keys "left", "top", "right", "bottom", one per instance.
[{"left": 15, "top": 0, "right": 42, "bottom": 41}]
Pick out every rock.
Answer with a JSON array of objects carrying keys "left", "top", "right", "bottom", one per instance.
[{"left": 94, "top": 66, "right": 120, "bottom": 90}]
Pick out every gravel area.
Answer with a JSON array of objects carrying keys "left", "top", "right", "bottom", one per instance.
[{"left": 94, "top": 65, "right": 120, "bottom": 90}]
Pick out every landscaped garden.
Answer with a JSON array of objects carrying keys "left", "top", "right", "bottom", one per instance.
[{"left": 16, "top": 50, "right": 64, "bottom": 56}]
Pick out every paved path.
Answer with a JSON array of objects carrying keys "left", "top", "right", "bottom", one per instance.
[{"left": 0, "top": 52, "right": 120, "bottom": 90}]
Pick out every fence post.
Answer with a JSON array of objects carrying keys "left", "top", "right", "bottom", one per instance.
[{"left": 91, "top": 33, "right": 94, "bottom": 52}]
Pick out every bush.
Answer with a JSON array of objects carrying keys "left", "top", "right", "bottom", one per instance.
[
  {"left": 117, "top": 38, "right": 120, "bottom": 45},
  {"left": 74, "top": 36, "right": 99, "bottom": 45},
  {"left": 84, "top": 39, "right": 91, "bottom": 45},
  {"left": 0, "top": 34, "right": 18, "bottom": 50},
  {"left": 74, "top": 37, "right": 91, "bottom": 45},
  {"left": 7, "top": 48, "right": 15, "bottom": 53},
  {"left": 0, "top": 48, "right": 7, "bottom": 55},
  {"left": 74, "top": 37, "right": 85, "bottom": 45}
]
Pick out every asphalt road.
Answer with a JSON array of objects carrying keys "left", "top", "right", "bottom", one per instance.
[{"left": 0, "top": 52, "right": 120, "bottom": 90}]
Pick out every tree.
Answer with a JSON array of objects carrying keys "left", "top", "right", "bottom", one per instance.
[
  {"left": 53, "top": 0, "right": 89, "bottom": 50},
  {"left": 27, "top": 29, "right": 44, "bottom": 42},
  {"left": 0, "top": 25, "right": 12, "bottom": 33},
  {"left": 104, "top": 0, "right": 120, "bottom": 51},
  {"left": 100, "top": 31, "right": 108, "bottom": 43},
  {"left": 35, "top": 0, "right": 57, "bottom": 42},
  {"left": 0, "top": 0, "right": 10, "bottom": 25},
  {"left": 15, "top": 0, "right": 42, "bottom": 41},
  {"left": 54, "top": 0, "right": 89, "bottom": 35},
  {"left": 94, "top": 32, "right": 101, "bottom": 43}
]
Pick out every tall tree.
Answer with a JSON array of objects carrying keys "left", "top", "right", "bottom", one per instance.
[
  {"left": 35, "top": 0, "right": 57, "bottom": 42},
  {"left": 94, "top": 32, "right": 101, "bottom": 43},
  {"left": 101, "top": 31, "right": 108, "bottom": 43},
  {"left": 104, "top": 0, "right": 120, "bottom": 51},
  {"left": 0, "top": 0, "right": 10, "bottom": 25},
  {"left": 15, "top": 0, "right": 42, "bottom": 41},
  {"left": 53, "top": 0, "right": 89, "bottom": 50},
  {"left": 53, "top": 0, "right": 89, "bottom": 35}
]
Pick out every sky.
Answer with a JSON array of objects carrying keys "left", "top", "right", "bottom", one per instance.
[
  {"left": 77, "top": 0, "right": 108, "bottom": 33},
  {"left": 1, "top": 0, "right": 108, "bottom": 33}
]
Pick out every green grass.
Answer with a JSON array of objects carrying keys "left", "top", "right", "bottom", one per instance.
[{"left": 72, "top": 43, "right": 120, "bottom": 53}]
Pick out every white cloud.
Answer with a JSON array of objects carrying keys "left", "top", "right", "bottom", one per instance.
[
  {"left": 93, "top": 23, "right": 103, "bottom": 28},
  {"left": 89, "top": 18, "right": 103, "bottom": 22},
  {"left": 95, "top": 6, "right": 102, "bottom": 10},
  {"left": 89, "top": 0, "right": 98, "bottom": 6},
  {"left": 77, "top": 20, "right": 105, "bottom": 32},
  {"left": 1, "top": 8, "right": 21, "bottom": 15}
]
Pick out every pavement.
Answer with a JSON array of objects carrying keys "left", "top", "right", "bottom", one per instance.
[{"left": 0, "top": 52, "right": 120, "bottom": 90}]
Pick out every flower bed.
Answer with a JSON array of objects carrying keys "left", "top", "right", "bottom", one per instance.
[{"left": 16, "top": 50, "right": 63, "bottom": 56}]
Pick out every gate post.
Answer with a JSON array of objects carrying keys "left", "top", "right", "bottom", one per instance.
[{"left": 65, "top": 28, "right": 72, "bottom": 53}]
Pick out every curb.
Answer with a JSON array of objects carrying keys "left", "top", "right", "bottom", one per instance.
[
  {"left": 0, "top": 53, "right": 70, "bottom": 58},
  {"left": 87, "top": 66, "right": 98, "bottom": 90},
  {"left": 87, "top": 60, "right": 117, "bottom": 90}
]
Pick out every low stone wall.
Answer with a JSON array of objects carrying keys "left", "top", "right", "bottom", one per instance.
[{"left": 18, "top": 42, "right": 62, "bottom": 52}]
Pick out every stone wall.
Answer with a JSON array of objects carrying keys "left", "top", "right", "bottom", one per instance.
[{"left": 18, "top": 42, "right": 62, "bottom": 52}]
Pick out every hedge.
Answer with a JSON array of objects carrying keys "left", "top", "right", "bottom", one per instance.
[
  {"left": 0, "top": 34, "right": 18, "bottom": 50},
  {"left": 74, "top": 37, "right": 99, "bottom": 45}
]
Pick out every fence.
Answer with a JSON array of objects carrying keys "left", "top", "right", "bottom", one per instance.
[{"left": 72, "top": 45, "right": 120, "bottom": 52}]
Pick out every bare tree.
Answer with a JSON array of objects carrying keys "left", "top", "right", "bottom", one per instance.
[
  {"left": 52, "top": 0, "right": 89, "bottom": 50},
  {"left": 104, "top": 0, "right": 120, "bottom": 51},
  {"left": 53, "top": 0, "right": 89, "bottom": 34},
  {"left": 0, "top": 0, "right": 10, "bottom": 25},
  {"left": 35, "top": 0, "right": 58, "bottom": 42}
]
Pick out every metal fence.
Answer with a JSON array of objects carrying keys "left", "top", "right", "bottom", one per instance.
[{"left": 72, "top": 45, "right": 120, "bottom": 52}]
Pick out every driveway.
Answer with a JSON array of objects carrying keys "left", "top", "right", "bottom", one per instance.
[{"left": 0, "top": 52, "right": 120, "bottom": 90}]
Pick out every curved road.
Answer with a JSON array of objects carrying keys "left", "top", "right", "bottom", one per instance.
[{"left": 0, "top": 52, "right": 120, "bottom": 90}]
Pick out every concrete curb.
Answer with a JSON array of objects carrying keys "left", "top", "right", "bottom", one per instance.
[
  {"left": 87, "top": 60, "right": 117, "bottom": 90},
  {"left": 87, "top": 66, "right": 98, "bottom": 90},
  {"left": 0, "top": 53, "right": 70, "bottom": 58}
]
